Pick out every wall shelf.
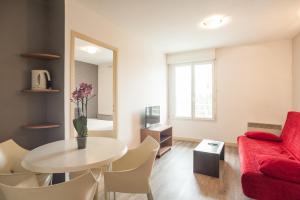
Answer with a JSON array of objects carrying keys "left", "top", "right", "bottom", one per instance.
[
  {"left": 23, "top": 123, "right": 60, "bottom": 130},
  {"left": 160, "top": 135, "right": 172, "bottom": 144},
  {"left": 21, "top": 53, "right": 60, "bottom": 60},
  {"left": 22, "top": 89, "right": 60, "bottom": 93}
]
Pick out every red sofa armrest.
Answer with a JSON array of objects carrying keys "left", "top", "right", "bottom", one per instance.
[{"left": 244, "top": 131, "right": 282, "bottom": 142}]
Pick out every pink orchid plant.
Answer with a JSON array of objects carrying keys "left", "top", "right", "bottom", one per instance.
[{"left": 71, "top": 82, "right": 95, "bottom": 137}]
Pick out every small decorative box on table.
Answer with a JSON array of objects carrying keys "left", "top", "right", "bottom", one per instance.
[
  {"left": 140, "top": 125, "right": 172, "bottom": 157},
  {"left": 193, "top": 139, "right": 225, "bottom": 178}
]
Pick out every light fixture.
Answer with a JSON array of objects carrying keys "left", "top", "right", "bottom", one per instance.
[
  {"left": 199, "top": 15, "right": 229, "bottom": 29},
  {"left": 80, "top": 46, "right": 99, "bottom": 54}
]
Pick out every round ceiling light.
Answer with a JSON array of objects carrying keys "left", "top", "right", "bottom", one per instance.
[
  {"left": 81, "top": 46, "right": 99, "bottom": 54},
  {"left": 199, "top": 15, "right": 230, "bottom": 29}
]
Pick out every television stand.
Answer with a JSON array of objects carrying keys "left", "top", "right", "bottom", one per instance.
[{"left": 140, "top": 125, "right": 172, "bottom": 157}]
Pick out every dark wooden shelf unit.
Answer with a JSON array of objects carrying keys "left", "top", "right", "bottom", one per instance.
[
  {"left": 22, "top": 89, "right": 60, "bottom": 93},
  {"left": 141, "top": 125, "right": 172, "bottom": 157},
  {"left": 21, "top": 53, "right": 60, "bottom": 60},
  {"left": 23, "top": 123, "right": 60, "bottom": 130},
  {"left": 160, "top": 135, "right": 172, "bottom": 144},
  {"left": 159, "top": 146, "right": 171, "bottom": 156}
]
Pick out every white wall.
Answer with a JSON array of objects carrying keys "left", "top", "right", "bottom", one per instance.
[
  {"left": 98, "top": 64, "right": 113, "bottom": 115},
  {"left": 170, "top": 40, "right": 293, "bottom": 143},
  {"left": 293, "top": 33, "right": 300, "bottom": 111},
  {"left": 65, "top": 0, "right": 167, "bottom": 147}
]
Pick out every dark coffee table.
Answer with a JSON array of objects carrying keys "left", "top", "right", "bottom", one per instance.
[{"left": 193, "top": 139, "right": 225, "bottom": 178}]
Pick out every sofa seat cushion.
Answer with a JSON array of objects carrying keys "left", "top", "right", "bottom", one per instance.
[
  {"left": 238, "top": 136, "right": 300, "bottom": 200},
  {"left": 245, "top": 131, "right": 282, "bottom": 142},
  {"left": 238, "top": 136, "right": 295, "bottom": 174},
  {"left": 257, "top": 155, "right": 300, "bottom": 184}
]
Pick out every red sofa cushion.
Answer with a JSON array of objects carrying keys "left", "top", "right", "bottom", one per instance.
[
  {"left": 238, "top": 136, "right": 300, "bottom": 200},
  {"left": 257, "top": 155, "right": 300, "bottom": 184},
  {"left": 238, "top": 136, "right": 295, "bottom": 175},
  {"left": 245, "top": 131, "right": 282, "bottom": 142},
  {"left": 281, "top": 112, "right": 300, "bottom": 160}
]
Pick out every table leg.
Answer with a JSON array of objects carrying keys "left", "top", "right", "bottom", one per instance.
[
  {"left": 50, "top": 174, "right": 53, "bottom": 185},
  {"left": 52, "top": 173, "right": 65, "bottom": 184},
  {"left": 103, "top": 162, "right": 112, "bottom": 200}
]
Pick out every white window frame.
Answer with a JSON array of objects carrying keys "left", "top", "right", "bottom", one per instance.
[{"left": 168, "top": 61, "right": 216, "bottom": 121}]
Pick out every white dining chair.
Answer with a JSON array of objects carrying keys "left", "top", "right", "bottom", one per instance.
[
  {"left": 103, "top": 136, "right": 159, "bottom": 200},
  {"left": 0, "top": 171, "right": 98, "bottom": 200},
  {"left": 0, "top": 139, "right": 52, "bottom": 186},
  {"left": 0, "top": 139, "right": 28, "bottom": 173},
  {"left": 0, "top": 173, "right": 41, "bottom": 200}
]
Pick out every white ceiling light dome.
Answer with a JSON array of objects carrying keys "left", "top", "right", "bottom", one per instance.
[
  {"left": 199, "top": 15, "right": 230, "bottom": 29},
  {"left": 80, "top": 46, "right": 99, "bottom": 54}
]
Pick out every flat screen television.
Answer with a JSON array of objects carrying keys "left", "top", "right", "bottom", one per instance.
[{"left": 145, "top": 106, "right": 160, "bottom": 128}]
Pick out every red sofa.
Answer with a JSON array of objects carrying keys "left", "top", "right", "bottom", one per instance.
[{"left": 238, "top": 112, "right": 300, "bottom": 200}]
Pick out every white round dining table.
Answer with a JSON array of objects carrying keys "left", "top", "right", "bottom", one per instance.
[{"left": 21, "top": 137, "right": 127, "bottom": 173}]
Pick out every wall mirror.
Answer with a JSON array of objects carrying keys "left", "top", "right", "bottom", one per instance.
[{"left": 70, "top": 31, "right": 117, "bottom": 138}]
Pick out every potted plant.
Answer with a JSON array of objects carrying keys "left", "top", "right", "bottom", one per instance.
[{"left": 71, "top": 82, "right": 94, "bottom": 149}]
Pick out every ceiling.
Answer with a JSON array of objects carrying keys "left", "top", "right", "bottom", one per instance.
[
  {"left": 75, "top": 0, "right": 300, "bottom": 53},
  {"left": 75, "top": 38, "right": 113, "bottom": 65}
]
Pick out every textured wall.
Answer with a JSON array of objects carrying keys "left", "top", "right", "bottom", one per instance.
[
  {"left": 0, "top": 0, "right": 48, "bottom": 149},
  {"left": 0, "top": 0, "right": 65, "bottom": 149},
  {"left": 45, "top": 0, "right": 65, "bottom": 144}
]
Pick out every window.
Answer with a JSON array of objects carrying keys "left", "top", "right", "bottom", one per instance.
[
  {"left": 169, "top": 62, "right": 214, "bottom": 120},
  {"left": 174, "top": 64, "right": 192, "bottom": 117}
]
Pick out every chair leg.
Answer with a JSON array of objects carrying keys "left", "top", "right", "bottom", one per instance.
[
  {"left": 147, "top": 188, "right": 154, "bottom": 200},
  {"left": 113, "top": 192, "right": 116, "bottom": 200},
  {"left": 93, "top": 185, "right": 99, "bottom": 200}
]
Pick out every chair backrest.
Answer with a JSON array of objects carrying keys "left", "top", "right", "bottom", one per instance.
[
  {"left": 0, "top": 173, "right": 38, "bottom": 186},
  {"left": 111, "top": 136, "right": 160, "bottom": 173},
  {"left": 0, "top": 172, "right": 97, "bottom": 200},
  {"left": 0, "top": 140, "right": 28, "bottom": 173},
  {"left": 137, "top": 136, "right": 160, "bottom": 178},
  {"left": 0, "top": 173, "right": 40, "bottom": 200},
  {"left": 281, "top": 111, "right": 300, "bottom": 160}
]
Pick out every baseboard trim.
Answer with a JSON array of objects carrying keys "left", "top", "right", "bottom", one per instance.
[
  {"left": 225, "top": 142, "right": 238, "bottom": 148},
  {"left": 173, "top": 136, "right": 237, "bottom": 147},
  {"left": 173, "top": 136, "right": 201, "bottom": 143}
]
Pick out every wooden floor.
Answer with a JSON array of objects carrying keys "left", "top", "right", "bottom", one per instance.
[{"left": 97, "top": 141, "right": 249, "bottom": 200}]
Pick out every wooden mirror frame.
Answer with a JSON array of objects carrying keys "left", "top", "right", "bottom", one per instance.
[{"left": 69, "top": 31, "right": 118, "bottom": 138}]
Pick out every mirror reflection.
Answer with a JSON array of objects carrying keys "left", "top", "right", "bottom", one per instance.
[{"left": 74, "top": 38, "right": 114, "bottom": 136}]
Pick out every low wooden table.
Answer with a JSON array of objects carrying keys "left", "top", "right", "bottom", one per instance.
[{"left": 193, "top": 139, "right": 225, "bottom": 178}]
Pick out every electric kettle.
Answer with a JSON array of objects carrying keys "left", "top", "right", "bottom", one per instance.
[{"left": 31, "top": 70, "right": 51, "bottom": 90}]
